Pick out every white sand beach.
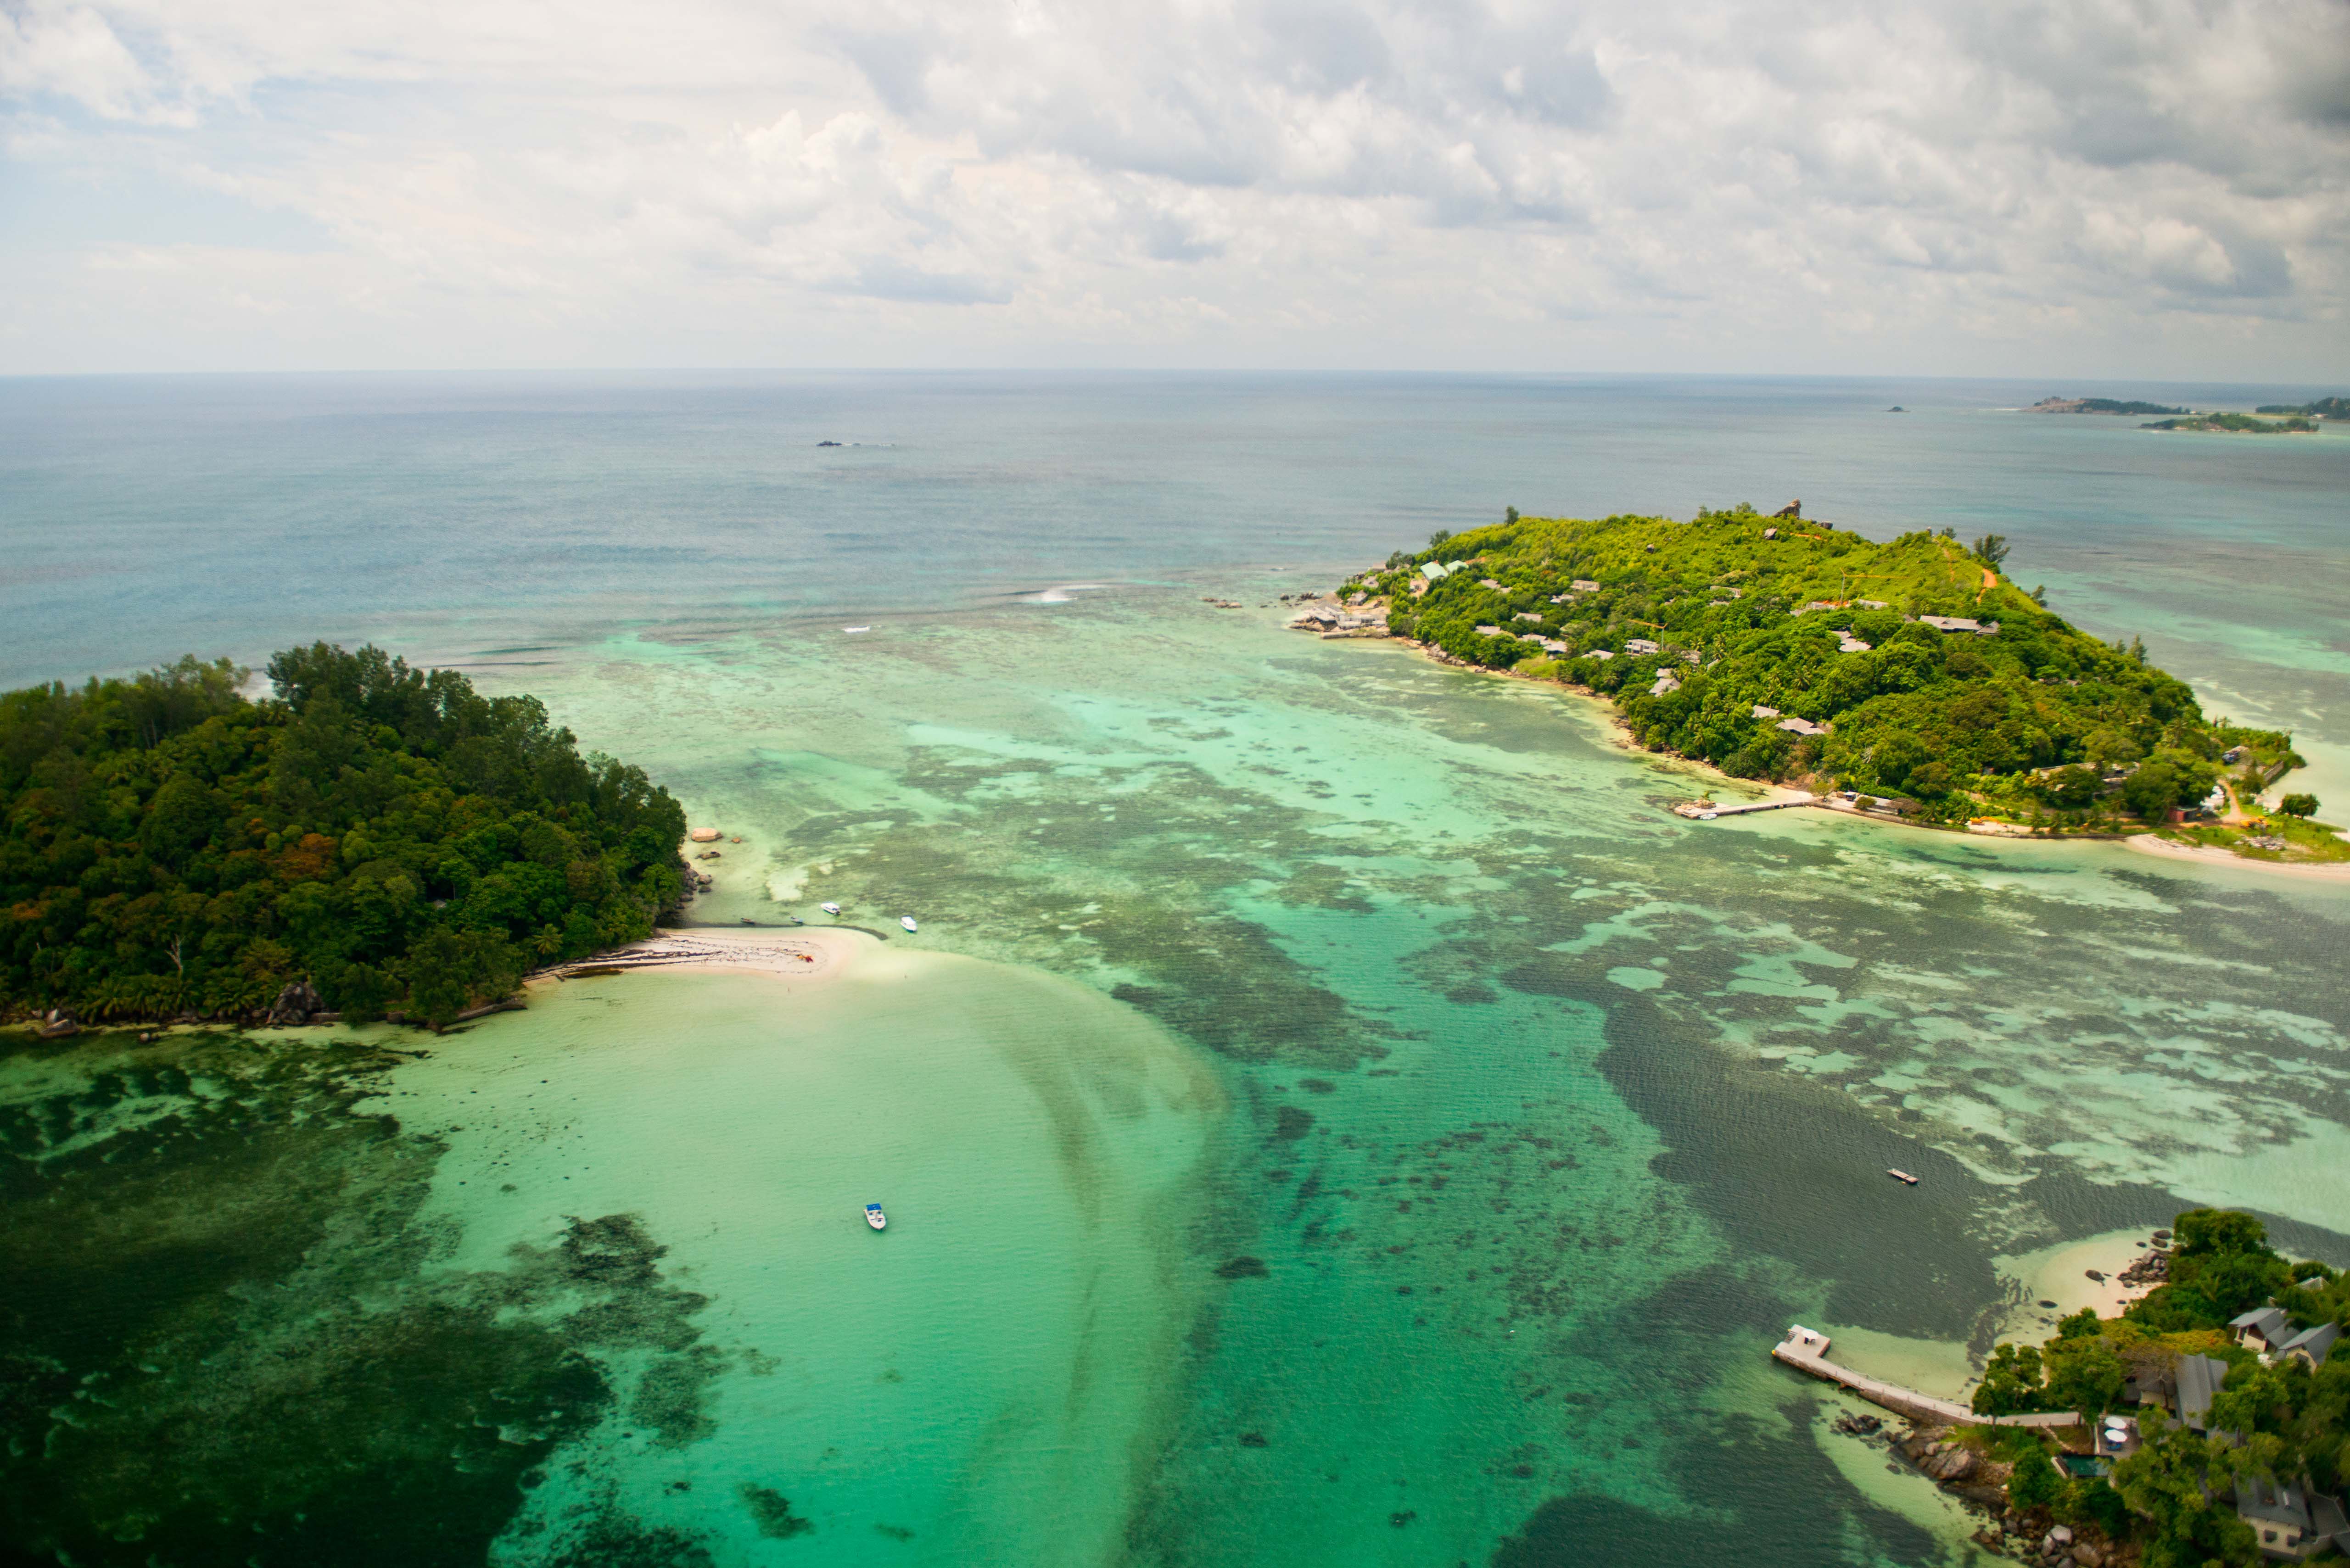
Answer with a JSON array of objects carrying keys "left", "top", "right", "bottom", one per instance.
[
  {"left": 2125, "top": 834, "right": 2350, "bottom": 882},
  {"left": 528, "top": 925, "right": 876, "bottom": 991}
]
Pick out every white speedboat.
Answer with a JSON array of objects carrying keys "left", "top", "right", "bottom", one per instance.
[
  {"left": 899, "top": 915, "right": 918, "bottom": 932},
  {"left": 865, "top": 1202, "right": 887, "bottom": 1230},
  {"left": 820, "top": 902, "right": 841, "bottom": 916},
  {"left": 843, "top": 626, "right": 870, "bottom": 634}
]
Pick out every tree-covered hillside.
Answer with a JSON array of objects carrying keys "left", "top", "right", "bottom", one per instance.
[
  {"left": 1, "top": 646, "right": 685, "bottom": 1028},
  {"left": 1363, "top": 508, "right": 2294, "bottom": 823}
]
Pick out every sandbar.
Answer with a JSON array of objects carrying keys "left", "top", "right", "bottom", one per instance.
[
  {"left": 2124, "top": 834, "right": 2350, "bottom": 883},
  {"left": 528, "top": 925, "right": 875, "bottom": 991}
]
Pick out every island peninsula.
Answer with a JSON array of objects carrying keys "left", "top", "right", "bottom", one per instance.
[{"left": 1303, "top": 506, "right": 2336, "bottom": 862}]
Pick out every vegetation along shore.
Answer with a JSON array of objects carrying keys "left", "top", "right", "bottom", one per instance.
[
  {"left": 1297, "top": 506, "right": 2339, "bottom": 868},
  {"left": 1801, "top": 1208, "right": 2350, "bottom": 1568},
  {"left": 2140, "top": 413, "right": 2321, "bottom": 435},
  {"left": 0, "top": 645, "right": 688, "bottom": 1032}
]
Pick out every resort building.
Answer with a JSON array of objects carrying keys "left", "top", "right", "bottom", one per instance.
[
  {"left": 2175, "top": 1353, "right": 2230, "bottom": 1432},
  {"left": 2277, "top": 1323, "right": 2341, "bottom": 1368},
  {"left": 2235, "top": 1477, "right": 2350, "bottom": 1561},
  {"left": 2231, "top": 1307, "right": 2293, "bottom": 1353}
]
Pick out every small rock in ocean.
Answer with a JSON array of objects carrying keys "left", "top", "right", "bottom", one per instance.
[
  {"left": 1214, "top": 1256, "right": 1269, "bottom": 1279},
  {"left": 2085, "top": 1269, "right": 2105, "bottom": 1282},
  {"left": 1239, "top": 1432, "right": 1269, "bottom": 1448},
  {"left": 1389, "top": 1512, "right": 1416, "bottom": 1528}
]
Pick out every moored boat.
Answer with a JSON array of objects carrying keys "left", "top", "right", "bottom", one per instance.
[
  {"left": 1886, "top": 1168, "right": 1919, "bottom": 1185},
  {"left": 821, "top": 902, "right": 841, "bottom": 916},
  {"left": 900, "top": 915, "right": 918, "bottom": 932},
  {"left": 865, "top": 1202, "right": 887, "bottom": 1230}
]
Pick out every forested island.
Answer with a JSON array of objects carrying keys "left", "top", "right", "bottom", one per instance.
[
  {"left": 0, "top": 646, "right": 686, "bottom": 1029},
  {"left": 2255, "top": 396, "right": 2350, "bottom": 419},
  {"left": 1339, "top": 508, "right": 2327, "bottom": 848},
  {"left": 2030, "top": 397, "right": 2189, "bottom": 416},
  {"left": 2142, "top": 413, "right": 2320, "bottom": 435}
]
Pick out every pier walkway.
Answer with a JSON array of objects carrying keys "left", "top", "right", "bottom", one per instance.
[
  {"left": 1773, "top": 1327, "right": 2080, "bottom": 1429},
  {"left": 1673, "top": 796, "right": 1823, "bottom": 820}
]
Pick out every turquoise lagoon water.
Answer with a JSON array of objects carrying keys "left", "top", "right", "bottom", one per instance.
[{"left": 3, "top": 374, "right": 2349, "bottom": 1567}]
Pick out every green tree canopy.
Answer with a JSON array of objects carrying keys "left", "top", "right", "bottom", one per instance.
[
  {"left": 2129, "top": 1209, "right": 2292, "bottom": 1330},
  {"left": 1974, "top": 1341, "right": 2048, "bottom": 1415},
  {"left": 1357, "top": 508, "right": 2287, "bottom": 814},
  {"left": 1, "top": 645, "right": 686, "bottom": 1028},
  {"left": 2009, "top": 1444, "right": 2064, "bottom": 1511},
  {"left": 2114, "top": 1425, "right": 2261, "bottom": 1568},
  {"left": 2044, "top": 1334, "right": 2128, "bottom": 1417}
]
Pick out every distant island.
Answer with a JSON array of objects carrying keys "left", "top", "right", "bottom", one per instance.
[
  {"left": 2029, "top": 397, "right": 2188, "bottom": 416},
  {"left": 1304, "top": 508, "right": 2334, "bottom": 861},
  {"left": 0, "top": 646, "right": 688, "bottom": 1031},
  {"left": 2253, "top": 396, "right": 2350, "bottom": 419},
  {"left": 2141, "top": 413, "right": 2319, "bottom": 435}
]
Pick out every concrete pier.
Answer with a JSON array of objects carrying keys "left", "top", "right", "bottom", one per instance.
[
  {"left": 1772, "top": 1327, "right": 2080, "bottom": 1429},
  {"left": 1673, "top": 795, "right": 1823, "bottom": 819}
]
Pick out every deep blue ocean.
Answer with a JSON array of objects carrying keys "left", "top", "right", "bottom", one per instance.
[{"left": 4, "top": 373, "right": 2345, "bottom": 749}]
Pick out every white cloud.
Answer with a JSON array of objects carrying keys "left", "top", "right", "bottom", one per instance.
[
  {"left": 0, "top": 0, "right": 2345, "bottom": 372},
  {"left": 0, "top": 0, "right": 172, "bottom": 122}
]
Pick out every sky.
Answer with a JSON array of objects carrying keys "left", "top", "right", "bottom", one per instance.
[{"left": 2, "top": 0, "right": 2348, "bottom": 376}]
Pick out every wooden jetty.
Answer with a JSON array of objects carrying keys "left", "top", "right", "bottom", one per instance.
[{"left": 1772, "top": 1327, "right": 2079, "bottom": 1429}]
